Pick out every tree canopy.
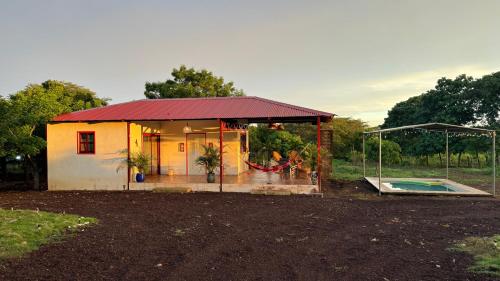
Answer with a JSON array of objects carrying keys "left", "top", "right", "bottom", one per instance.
[
  {"left": 383, "top": 72, "right": 500, "bottom": 128},
  {"left": 0, "top": 80, "right": 108, "bottom": 189},
  {"left": 144, "top": 65, "right": 245, "bottom": 99},
  {"left": 382, "top": 72, "right": 499, "bottom": 166}
]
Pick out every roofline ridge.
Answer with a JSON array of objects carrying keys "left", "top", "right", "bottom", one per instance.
[
  {"left": 251, "top": 96, "right": 333, "bottom": 116},
  {"left": 142, "top": 96, "right": 252, "bottom": 101},
  {"left": 54, "top": 99, "right": 145, "bottom": 117}
]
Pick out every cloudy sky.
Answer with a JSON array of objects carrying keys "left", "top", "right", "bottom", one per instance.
[{"left": 1, "top": 0, "right": 499, "bottom": 125}]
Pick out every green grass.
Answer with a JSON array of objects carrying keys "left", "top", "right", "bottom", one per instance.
[
  {"left": 451, "top": 235, "right": 500, "bottom": 277},
  {"left": 0, "top": 208, "right": 97, "bottom": 259},
  {"left": 331, "top": 159, "right": 497, "bottom": 189}
]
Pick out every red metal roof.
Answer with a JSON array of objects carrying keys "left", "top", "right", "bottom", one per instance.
[{"left": 52, "top": 96, "right": 333, "bottom": 122}]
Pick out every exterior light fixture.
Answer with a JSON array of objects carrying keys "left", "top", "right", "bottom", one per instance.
[{"left": 183, "top": 123, "right": 192, "bottom": 134}]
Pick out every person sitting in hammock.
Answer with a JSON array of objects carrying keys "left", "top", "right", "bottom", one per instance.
[{"left": 272, "top": 151, "right": 291, "bottom": 177}]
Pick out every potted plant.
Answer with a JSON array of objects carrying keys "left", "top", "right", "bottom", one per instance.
[
  {"left": 128, "top": 152, "right": 150, "bottom": 182},
  {"left": 195, "top": 145, "right": 221, "bottom": 183},
  {"left": 302, "top": 144, "right": 330, "bottom": 185}
]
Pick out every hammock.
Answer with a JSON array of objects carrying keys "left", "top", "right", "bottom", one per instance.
[
  {"left": 242, "top": 143, "right": 310, "bottom": 173},
  {"left": 243, "top": 159, "right": 290, "bottom": 172}
]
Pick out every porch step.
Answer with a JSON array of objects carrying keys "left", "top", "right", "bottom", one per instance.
[
  {"left": 250, "top": 189, "right": 292, "bottom": 196},
  {"left": 153, "top": 187, "right": 193, "bottom": 193}
]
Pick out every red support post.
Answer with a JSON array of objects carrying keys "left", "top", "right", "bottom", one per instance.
[
  {"left": 127, "top": 122, "right": 130, "bottom": 190},
  {"left": 219, "top": 119, "right": 223, "bottom": 192},
  {"left": 317, "top": 116, "right": 321, "bottom": 192}
]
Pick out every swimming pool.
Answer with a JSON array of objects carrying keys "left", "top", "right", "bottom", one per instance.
[
  {"left": 387, "top": 181, "right": 456, "bottom": 192},
  {"left": 364, "top": 177, "right": 491, "bottom": 196}
]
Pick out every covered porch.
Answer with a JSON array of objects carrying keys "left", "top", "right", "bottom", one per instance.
[
  {"left": 121, "top": 97, "right": 334, "bottom": 194},
  {"left": 129, "top": 170, "right": 317, "bottom": 194}
]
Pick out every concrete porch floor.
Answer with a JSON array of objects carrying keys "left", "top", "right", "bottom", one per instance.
[{"left": 129, "top": 170, "right": 318, "bottom": 194}]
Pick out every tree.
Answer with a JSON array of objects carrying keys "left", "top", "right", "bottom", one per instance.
[
  {"left": 383, "top": 74, "right": 477, "bottom": 128},
  {"left": 3, "top": 81, "right": 108, "bottom": 190},
  {"left": 331, "top": 118, "right": 367, "bottom": 160},
  {"left": 365, "top": 137, "right": 402, "bottom": 165},
  {"left": 144, "top": 65, "right": 245, "bottom": 99},
  {"left": 248, "top": 125, "right": 304, "bottom": 164},
  {"left": 41, "top": 80, "right": 109, "bottom": 111},
  {"left": 382, "top": 73, "right": 499, "bottom": 166},
  {"left": 470, "top": 72, "right": 500, "bottom": 127}
]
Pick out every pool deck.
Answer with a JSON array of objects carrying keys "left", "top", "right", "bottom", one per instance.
[{"left": 365, "top": 177, "right": 491, "bottom": 196}]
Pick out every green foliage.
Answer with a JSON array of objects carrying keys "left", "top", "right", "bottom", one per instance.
[
  {"left": 451, "top": 235, "right": 500, "bottom": 277},
  {"left": 248, "top": 125, "right": 304, "bottom": 164},
  {"left": 195, "top": 145, "right": 221, "bottom": 173},
  {"left": 301, "top": 144, "right": 331, "bottom": 171},
  {"left": 0, "top": 81, "right": 108, "bottom": 189},
  {"left": 283, "top": 123, "right": 316, "bottom": 144},
  {"left": 41, "top": 80, "right": 109, "bottom": 111},
  {"left": 127, "top": 152, "right": 150, "bottom": 174},
  {"left": 382, "top": 72, "right": 500, "bottom": 164},
  {"left": 383, "top": 74, "right": 478, "bottom": 127},
  {"left": 332, "top": 118, "right": 367, "bottom": 160},
  {"left": 144, "top": 65, "right": 245, "bottom": 99},
  {"left": 365, "top": 137, "right": 402, "bottom": 164},
  {"left": 0, "top": 208, "right": 96, "bottom": 259},
  {"left": 286, "top": 118, "right": 367, "bottom": 161}
]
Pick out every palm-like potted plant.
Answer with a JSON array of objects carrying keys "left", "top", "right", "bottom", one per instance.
[
  {"left": 195, "top": 145, "right": 221, "bottom": 183},
  {"left": 128, "top": 152, "right": 150, "bottom": 182}
]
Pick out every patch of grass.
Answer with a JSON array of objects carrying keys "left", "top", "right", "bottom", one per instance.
[
  {"left": 0, "top": 208, "right": 97, "bottom": 259},
  {"left": 451, "top": 235, "right": 500, "bottom": 277}
]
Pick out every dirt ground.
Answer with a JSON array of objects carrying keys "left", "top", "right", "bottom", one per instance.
[{"left": 0, "top": 181, "right": 499, "bottom": 281}]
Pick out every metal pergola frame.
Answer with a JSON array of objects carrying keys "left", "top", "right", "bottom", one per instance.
[{"left": 363, "top": 123, "right": 497, "bottom": 196}]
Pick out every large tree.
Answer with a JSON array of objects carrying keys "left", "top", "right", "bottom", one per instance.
[
  {"left": 144, "top": 65, "right": 245, "bottom": 99},
  {"left": 1, "top": 81, "right": 108, "bottom": 190},
  {"left": 382, "top": 72, "right": 500, "bottom": 166}
]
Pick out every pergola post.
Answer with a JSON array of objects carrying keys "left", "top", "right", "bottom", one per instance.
[
  {"left": 493, "top": 131, "right": 496, "bottom": 196},
  {"left": 317, "top": 116, "right": 321, "bottom": 192},
  {"left": 445, "top": 130, "right": 449, "bottom": 180},
  {"left": 362, "top": 133, "right": 366, "bottom": 178},
  {"left": 219, "top": 119, "right": 223, "bottom": 192},
  {"left": 378, "top": 131, "right": 382, "bottom": 196}
]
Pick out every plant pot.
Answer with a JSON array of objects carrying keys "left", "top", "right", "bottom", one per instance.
[
  {"left": 136, "top": 173, "right": 145, "bottom": 183},
  {"left": 207, "top": 172, "right": 216, "bottom": 183},
  {"left": 310, "top": 171, "right": 318, "bottom": 185}
]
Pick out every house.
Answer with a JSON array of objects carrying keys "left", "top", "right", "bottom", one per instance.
[{"left": 47, "top": 96, "right": 333, "bottom": 192}]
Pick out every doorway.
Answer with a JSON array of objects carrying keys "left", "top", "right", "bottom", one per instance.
[
  {"left": 186, "top": 133, "right": 206, "bottom": 175},
  {"left": 143, "top": 133, "right": 160, "bottom": 175}
]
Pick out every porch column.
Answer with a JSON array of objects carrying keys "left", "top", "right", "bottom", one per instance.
[
  {"left": 493, "top": 131, "right": 496, "bottom": 196},
  {"left": 317, "top": 116, "right": 321, "bottom": 192},
  {"left": 362, "top": 133, "right": 366, "bottom": 178},
  {"left": 219, "top": 119, "right": 223, "bottom": 192},
  {"left": 378, "top": 131, "right": 382, "bottom": 196},
  {"left": 445, "top": 130, "right": 449, "bottom": 180},
  {"left": 127, "top": 121, "right": 130, "bottom": 190}
]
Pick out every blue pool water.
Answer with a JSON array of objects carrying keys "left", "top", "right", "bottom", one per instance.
[{"left": 389, "top": 181, "right": 456, "bottom": 192}]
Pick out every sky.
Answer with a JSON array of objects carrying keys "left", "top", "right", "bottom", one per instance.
[{"left": 1, "top": 0, "right": 499, "bottom": 126}]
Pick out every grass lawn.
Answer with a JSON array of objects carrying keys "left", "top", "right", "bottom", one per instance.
[
  {"left": 332, "top": 159, "right": 497, "bottom": 190},
  {"left": 0, "top": 208, "right": 96, "bottom": 259},
  {"left": 452, "top": 235, "right": 500, "bottom": 277}
]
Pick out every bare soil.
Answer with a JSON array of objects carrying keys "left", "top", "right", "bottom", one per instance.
[{"left": 0, "top": 181, "right": 499, "bottom": 281}]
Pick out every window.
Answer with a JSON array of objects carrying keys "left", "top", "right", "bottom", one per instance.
[
  {"left": 78, "top": 132, "right": 95, "bottom": 154},
  {"left": 178, "top": 143, "right": 184, "bottom": 152}
]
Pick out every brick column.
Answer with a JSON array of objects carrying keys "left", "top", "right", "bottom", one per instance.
[{"left": 320, "top": 128, "right": 333, "bottom": 181}]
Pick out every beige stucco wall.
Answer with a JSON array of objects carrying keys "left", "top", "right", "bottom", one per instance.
[{"left": 47, "top": 122, "right": 128, "bottom": 190}]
